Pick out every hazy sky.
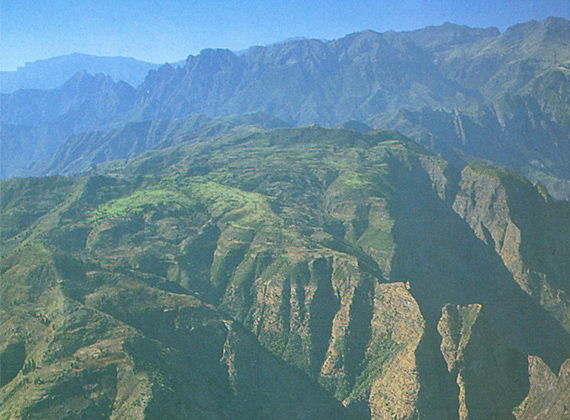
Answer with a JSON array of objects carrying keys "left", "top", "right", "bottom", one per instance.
[{"left": 2, "top": 0, "right": 568, "bottom": 71}]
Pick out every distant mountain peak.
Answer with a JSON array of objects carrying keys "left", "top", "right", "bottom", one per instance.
[
  {"left": 504, "top": 15, "right": 569, "bottom": 35},
  {"left": 0, "top": 54, "right": 161, "bottom": 93},
  {"left": 2, "top": 17, "right": 569, "bottom": 200}
]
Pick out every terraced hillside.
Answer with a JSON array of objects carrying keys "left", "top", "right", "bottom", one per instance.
[{"left": 1, "top": 126, "right": 569, "bottom": 419}]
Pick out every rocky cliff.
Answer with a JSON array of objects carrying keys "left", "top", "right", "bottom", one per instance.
[{"left": 1, "top": 126, "right": 568, "bottom": 419}]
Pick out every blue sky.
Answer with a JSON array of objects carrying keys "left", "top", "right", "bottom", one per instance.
[{"left": 1, "top": 0, "right": 568, "bottom": 70}]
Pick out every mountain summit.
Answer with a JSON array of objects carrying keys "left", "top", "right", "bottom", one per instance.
[
  {"left": 2, "top": 18, "right": 568, "bottom": 198},
  {"left": 1, "top": 16, "right": 570, "bottom": 420}
]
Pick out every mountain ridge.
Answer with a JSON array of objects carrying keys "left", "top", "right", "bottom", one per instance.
[
  {"left": 1, "top": 125, "right": 569, "bottom": 418},
  {"left": 0, "top": 53, "right": 163, "bottom": 94},
  {"left": 2, "top": 17, "right": 568, "bottom": 199}
]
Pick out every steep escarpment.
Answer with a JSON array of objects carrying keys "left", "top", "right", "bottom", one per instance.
[
  {"left": 514, "top": 356, "right": 570, "bottom": 420},
  {"left": 437, "top": 304, "right": 528, "bottom": 420},
  {"left": 0, "top": 253, "right": 349, "bottom": 420},
  {"left": 453, "top": 163, "right": 570, "bottom": 332},
  {"left": 1, "top": 126, "right": 569, "bottom": 419}
]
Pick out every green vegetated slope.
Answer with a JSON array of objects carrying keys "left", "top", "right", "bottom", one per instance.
[
  {"left": 24, "top": 112, "right": 291, "bottom": 178},
  {"left": 1, "top": 126, "right": 569, "bottom": 419}
]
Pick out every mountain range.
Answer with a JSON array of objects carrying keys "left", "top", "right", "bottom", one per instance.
[
  {"left": 1, "top": 16, "right": 570, "bottom": 420},
  {"left": 0, "top": 54, "right": 162, "bottom": 94},
  {"left": 2, "top": 17, "right": 569, "bottom": 198}
]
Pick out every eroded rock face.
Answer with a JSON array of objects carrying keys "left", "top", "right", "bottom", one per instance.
[
  {"left": 453, "top": 163, "right": 570, "bottom": 333},
  {"left": 515, "top": 356, "right": 570, "bottom": 420},
  {"left": 364, "top": 283, "right": 424, "bottom": 420},
  {"left": 1, "top": 126, "right": 569, "bottom": 419},
  {"left": 437, "top": 304, "right": 528, "bottom": 420},
  {"left": 0, "top": 281, "right": 349, "bottom": 420}
]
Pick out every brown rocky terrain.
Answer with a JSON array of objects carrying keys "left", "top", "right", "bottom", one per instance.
[{"left": 1, "top": 126, "right": 569, "bottom": 419}]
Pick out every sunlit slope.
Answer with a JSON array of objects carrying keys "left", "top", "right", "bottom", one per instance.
[{"left": 1, "top": 126, "right": 569, "bottom": 419}]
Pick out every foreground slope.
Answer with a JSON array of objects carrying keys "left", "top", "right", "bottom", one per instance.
[{"left": 1, "top": 126, "right": 569, "bottom": 419}]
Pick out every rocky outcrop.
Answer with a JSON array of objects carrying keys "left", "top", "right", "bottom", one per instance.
[
  {"left": 362, "top": 283, "right": 424, "bottom": 420},
  {"left": 453, "top": 163, "right": 570, "bottom": 333},
  {"left": 437, "top": 304, "right": 528, "bottom": 419},
  {"left": 1, "top": 126, "right": 569, "bottom": 418},
  {"left": 515, "top": 356, "right": 570, "bottom": 420}
]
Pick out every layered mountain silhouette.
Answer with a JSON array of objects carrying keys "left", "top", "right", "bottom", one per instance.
[
  {"left": 0, "top": 53, "right": 162, "bottom": 93},
  {"left": 2, "top": 17, "right": 569, "bottom": 197},
  {"left": 1, "top": 17, "right": 570, "bottom": 420}
]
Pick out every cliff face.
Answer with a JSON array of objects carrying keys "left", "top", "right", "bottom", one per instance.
[
  {"left": 515, "top": 356, "right": 570, "bottom": 420},
  {"left": 453, "top": 163, "right": 570, "bottom": 332},
  {"left": 437, "top": 304, "right": 528, "bottom": 420},
  {"left": 0, "top": 283, "right": 349, "bottom": 419},
  {"left": 1, "top": 126, "right": 569, "bottom": 419}
]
